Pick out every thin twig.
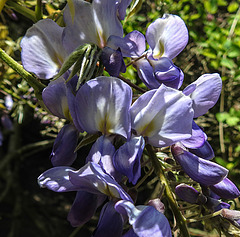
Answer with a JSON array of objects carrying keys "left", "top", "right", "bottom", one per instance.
[{"left": 118, "top": 74, "right": 147, "bottom": 93}]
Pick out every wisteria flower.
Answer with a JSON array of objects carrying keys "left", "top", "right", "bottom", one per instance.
[{"left": 133, "top": 14, "right": 188, "bottom": 89}]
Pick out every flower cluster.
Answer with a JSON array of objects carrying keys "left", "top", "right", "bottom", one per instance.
[{"left": 20, "top": 0, "right": 240, "bottom": 236}]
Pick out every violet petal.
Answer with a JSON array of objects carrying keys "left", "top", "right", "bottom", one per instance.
[
  {"left": 50, "top": 124, "right": 79, "bottom": 166},
  {"left": 171, "top": 143, "right": 228, "bottom": 186}
]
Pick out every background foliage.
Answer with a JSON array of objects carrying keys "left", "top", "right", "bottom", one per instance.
[{"left": 0, "top": 0, "right": 239, "bottom": 236}]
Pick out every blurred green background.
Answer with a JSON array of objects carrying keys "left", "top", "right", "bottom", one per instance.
[{"left": 0, "top": 0, "right": 240, "bottom": 236}]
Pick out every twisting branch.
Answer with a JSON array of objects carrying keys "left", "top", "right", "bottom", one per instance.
[{"left": 0, "top": 48, "right": 46, "bottom": 100}]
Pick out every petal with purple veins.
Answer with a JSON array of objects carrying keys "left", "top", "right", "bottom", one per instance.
[
  {"left": 38, "top": 166, "right": 77, "bottom": 192},
  {"left": 74, "top": 77, "right": 132, "bottom": 139},
  {"left": 146, "top": 14, "right": 188, "bottom": 60},
  {"left": 21, "top": 19, "right": 67, "bottom": 79},
  {"left": 184, "top": 73, "right": 222, "bottom": 118},
  {"left": 63, "top": 0, "right": 123, "bottom": 52},
  {"left": 130, "top": 84, "right": 193, "bottom": 147},
  {"left": 69, "top": 162, "right": 132, "bottom": 201}
]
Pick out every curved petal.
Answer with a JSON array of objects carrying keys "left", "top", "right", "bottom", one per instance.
[
  {"left": 66, "top": 85, "right": 84, "bottom": 132},
  {"left": 86, "top": 135, "right": 120, "bottom": 180},
  {"left": 130, "top": 84, "right": 193, "bottom": 147},
  {"left": 115, "top": 200, "right": 172, "bottom": 237},
  {"left": 42, "top": 77, "right": 70, "bottom": 119},
  {"left": 171, "top": 143, "right": 228, "bottom": 186},
  {"left": 189, "top": 140, "right": 215, "bottom": 160},
  {"left": 133, "top": 58, "right": 159, "bottom": 89},
  {"left": 50, "top": 124, "right": 79, "bottom": 166},
  {"left": 209, "top": 178, "right": 240, "bottom": 200},
  {"left": 38, "top": 166, "right": 77, "bottom": 192},
  {"left": 68, "top": 191, "right": 105, "bottom": 227},
  {"left": 175, "top": 184, "right": 207, "bottom": 204},
  {"left": 74, "top": 77, "right": 132, "bottom": 139},
  {"left": 113, "top": 135, "right": 145, "bottom": 185},
  {"left": 184, "top": 73, "right": 222, "bottom": 118},
  {"left": 63, "top": 0, "right": 123, "bottom": 52},
  {"left": 93, "top": 201, "right": 123, "bottom": 237},
  {"left": 100, "top": 47, "right": 126, "bottom": 77},
  {"left": 146, "top": 14, "right": 188, "bottom": 60},
  {"left": 181, "top": 121, "right": 206, "bottom": 149},
  {"left": 107, "top": 31, "right": 146, "bottom": 57},
  {"left": 116, "top": 0, "right": 132, "bottom": 20},
  {"left": 69, "top": 162, "right": 132, "bottom": 201},
  {"left": 21, "top": 19, "right": 66, "bottom": 79},
  {"left": 151, "top": 57, "right": 184, "bottom": 89}
]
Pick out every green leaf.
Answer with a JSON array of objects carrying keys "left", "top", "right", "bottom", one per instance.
[
  {"left": 215, "top": 157, "right": 228, "bottom": 167},
  {"left": 227, "top": 2, "right": 239, "bottom": 13},
  {"left": 201, "top": 49, "right": 217, "bottom": 59},
  {"left": 226, "top": 116, "right": 240, "bottom": 126},
  {"left": 228, "top": 45, "right": 240, "bottom": 58},
  {"left": 216, "top": 112, "right": 230, "bottom": 122},
  {"left": 204, "top": 0, "right": 218, "bottom": 14},
  {"left": 220, "top": 57, "right": 236, "bottom": 69}
]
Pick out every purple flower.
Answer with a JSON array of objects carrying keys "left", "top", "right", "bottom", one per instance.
[
  {"left": 68, "top": 190, "right": 106, "bottom": 227},
  {"left": 209, "top": 178, "right": 240, "bottom": 200},
  {"left": 221, "top": 209, "right": 240, "bottom": 229},
  {"left": 71, "top": 76, "right": 132, "bottom": 139},
  {"left": 175, "top": 184, "right": 207, "bottom": 204},
  {"left": 146, "top": 14, "right": 188, "bottom": 60},
  {"left": 183, "top": 73, "right": 222, "bottom": 118},
  {"left": 38, "top": 162, "right": 132, "bottom": 226},
  {"left": 63, "top": 0, "right": 124, "bottom": 52},
  {"left": 86, "top": 135, "right": 121, "bottom": 180},
  {"left": 180, "top": 121, "right": 206, "bottom": 149},
  {"left": 171, "top": 143, "right": 228, "bottom": 186},
  {"left": 113, "top": 135, "right": 145, "bottom": 184},
  {"left": 188, "top": 139, "right": 215, "bottom": 160},
  {"left": 134, "top": 57, "right": 184, "bottom": 89},
  {"left": 116, "top": 0, "right": 132, "bottom": 20},
  {"left": 62, "top": 0, "right": 134, "bottom": 76},
  {"left": 130, "top": 84, "right": 193, "bottom": 147},
  {"left": 115, "top": 200, "right": 172, "bottom": 237},
  {"left": 133, "top": 14, "right": 188, "bottom": 89}
]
